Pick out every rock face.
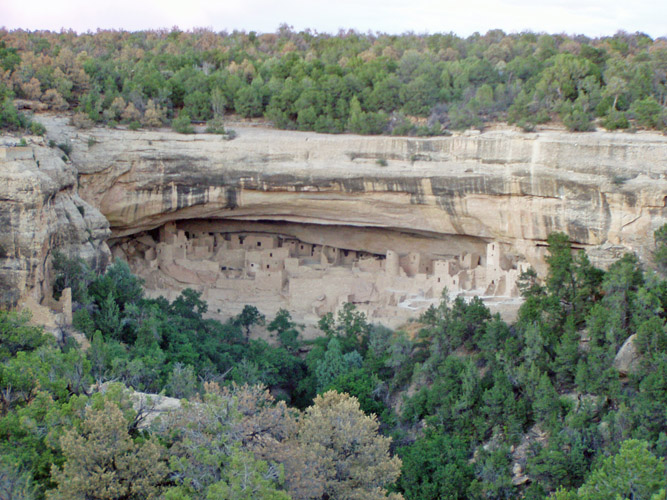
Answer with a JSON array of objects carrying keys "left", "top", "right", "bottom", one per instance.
[
  {"left": 0, "top": 136, "right": 110, "bottom": 309},
  {"left": 38, "top": 117, "right": 666, "bottom": 273},
  {"left": 3, "top": 116, "right": 666, "bottom": 324},
  {"left": 614, "top": 334, "right": 642, "bottom": 376}
]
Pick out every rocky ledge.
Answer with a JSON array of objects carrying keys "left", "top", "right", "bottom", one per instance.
[
  {"left": 0, "top": 135, "right": 109, "bottom": 308},
  {"left": 1, "top": 115, "right": 666, "bottom": 322}
]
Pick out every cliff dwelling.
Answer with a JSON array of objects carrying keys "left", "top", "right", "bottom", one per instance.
[{"left": 111, "top": 219, "right": 529, "bottom": 327}]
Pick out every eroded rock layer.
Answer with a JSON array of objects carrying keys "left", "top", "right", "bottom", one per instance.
[
  {"left": 42, "top": 117, "right": 666, "bottom": 269},
  {"left": 3, "top": 116, "right": 665, "bottom": 324},
  {"left": 0, "top": 138, "right": 110, "bottom": 308}
]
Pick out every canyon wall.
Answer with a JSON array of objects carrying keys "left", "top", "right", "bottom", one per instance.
[
  {"left": 2, "top": 116, "right": 666, "bottom": 325},
  {"left": 40, "top": 116, "right": 666, "bottom": 268},
  {"left": 0, "top": 136, "right": 110, "bottom": 309}
]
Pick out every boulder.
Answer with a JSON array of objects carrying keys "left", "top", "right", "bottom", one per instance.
[{"left": 613, "top": 334, "right": 642, "bottom": 376}]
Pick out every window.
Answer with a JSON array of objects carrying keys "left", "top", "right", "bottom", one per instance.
[{"left": 257, "top": 241, "right": 261, "bottom": 247}]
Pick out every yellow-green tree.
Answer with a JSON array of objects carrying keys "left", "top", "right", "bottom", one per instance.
[
  {"left": 298, "top": 391, "right": 403, "bottom": 500},
  {"left": 48, "top": 400, "right": 167, "bottom": 500}
]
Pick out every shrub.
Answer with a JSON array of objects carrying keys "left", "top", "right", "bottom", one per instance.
[
  {"left": 30, "top": 121, "right": 46, "bottom": 136},
  {"left": 57, "top": 141, "right": 72, "bottom": 155},
  {"left": 629, "top": 97, "right": 665, "bottom": 129},
  {"left": 205, "top": 116, "right": 226, "bottom": 134},
  {"left": 602, "top": 109, "right": 629, "bottom": 130},
  {"left": 562, "top": 103, "right": 594, "bottom": 132},
  {"left": 517, "top": 119, "right": 536, "bottom": 132},
  {"left": 70, "top": 112, "right": 94, "bottom": 129},
  {"left": 172, "top": 112, "right": 194, "bottom": 134}
]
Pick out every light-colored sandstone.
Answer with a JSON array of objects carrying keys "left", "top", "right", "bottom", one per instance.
[
  {"left": 614, "top": 334, "right": 642, "bottom": 376},
  {"left": 35, "top": 116, "right": 665, "bottom": 275},
  {"left": 0, "top": 135, "right": 110, "bottom": 309},
  {"left": 2, "top": 116, "right": 666, "bottom": 329}
]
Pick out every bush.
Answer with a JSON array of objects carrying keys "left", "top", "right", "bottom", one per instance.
[
  {"left": 602, "top": 109, "right": 629, "bottom": 130},
  {"left": 172, "top": 112, "right": 194, "bottom": 134},
  {"left": 0, "top": 97, "right": 28, "bottom": 131},
  {"left": 629, "top": 97, "right": 665, "bottom": 129},
  {"left": 30, "top": 121, "right": 46, "bottom": 136},
  {"left": 205, "top": 116, "right": 226, "bottom": 134},
  {"left": 70, "top": 112, "right": 94, "bottom": 129},
  {"left": 57, "top": 141, "right": 72, "bottom": 156},
  {"left": 562, "top": 104, "right": 594, "bottom": 132},
  {"left": 517, "top": 119, "right": 536, "bottom": 132}
]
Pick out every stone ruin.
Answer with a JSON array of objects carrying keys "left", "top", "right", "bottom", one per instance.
[{"left": 112, "top": 220, "right": 529, "bottom": 328}]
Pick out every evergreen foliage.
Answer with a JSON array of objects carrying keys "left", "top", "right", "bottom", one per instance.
[
  {"left": 3, "top": 227, "right": 667, "bottom": 498},
  {"left": 1, "top": 29, "right": 666, "bottom": 134}
]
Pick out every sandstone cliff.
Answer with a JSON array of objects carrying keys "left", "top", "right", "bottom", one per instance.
[
  {"left": 0, "top": 135, "right": 110, "bottom": 308},
  {"left": 2, "top": 116, "right": 666, "bottom": 319},
  {"left": 40, "top": 115, "right": 666, "bottom": 274}
]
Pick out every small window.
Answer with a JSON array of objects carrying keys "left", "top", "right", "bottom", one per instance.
[
  {"left": 300, "top": 245, "right": 304, "bottom": 250},
  {"left": 270, "top": 253, "right": 273, "bottom": 257},
  {"left": 267, "top": 265, "right": 270, "bottom": 269},
  {"left": 257, "top": 241, "right": 261, "bottom": 247},
  {"left": 438, "top": 278, "right": 441, "bottom": 283}
]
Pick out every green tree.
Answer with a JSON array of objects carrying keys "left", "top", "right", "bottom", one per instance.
[
  {"left": 171, "top": 112, "right": 194, "bottom": 134},
  {"left": 577, "top": 439, "right": 666, "bottom": 500},
  {"left": 655, "top": 224, "right": 667, "bottom": 275},
  {"left": 398, "top": 430, "right": 473, "bottom": 500},
  {"left": 267, "top": 309, "right": 301, "bottom": 353},
  {"left": 0, "top": 310, "right": 50, "bottom": 362},
  {"left": 234, "top": 305, "right": 266, "bottom": 341}
]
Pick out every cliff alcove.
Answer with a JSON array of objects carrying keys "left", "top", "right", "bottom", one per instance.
[
  {"left": 2, "top": 117, "right": 666, "bottom": 326},
  {"left": 111, "top": 219, "right": 528, "bottom": 327}
]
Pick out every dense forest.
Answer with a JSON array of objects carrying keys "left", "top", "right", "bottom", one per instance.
[
  {"left": 1, "top": 226, "right": 667, "bottom": 499},
  {"left": 0, "top": 27, "right": 666, "bottom": 135}
]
